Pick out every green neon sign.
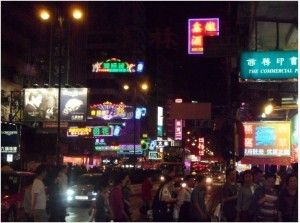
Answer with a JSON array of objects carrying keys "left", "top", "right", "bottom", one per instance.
[
  {"left": 93, "top": 126, "right": 112, "bottom": 137},
  {"left": 240, "top": 51, "right": 298, "bottom": 80},
  {"left": 92, "top": 58, "right": 136, "bottom": 73}
]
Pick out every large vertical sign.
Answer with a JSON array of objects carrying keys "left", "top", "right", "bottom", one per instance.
[
  {"left": 198, "top": 137, "right": 205, "bottom": 156},
  {"left": 243, "top": 122, "right": 291, "bottom": 157},
  {"left": 157, "top": 107, "right": 164, "bottom": 137},
  {"left": 188, "top": 18, "right": 220, "bottom": 54},
  {"left": 175, "top": 119, "right": 182, "bottom": 140},
  {"left": 291, "top": 114, "right": 298, "bottom": 163}
]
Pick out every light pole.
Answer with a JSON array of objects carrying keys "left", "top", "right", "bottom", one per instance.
[
  {"left": 39, "top": 6, "right": 84, "bottom": 165},
  {"left": 123, "top": 81, "right": 148, "bottom": 168}
]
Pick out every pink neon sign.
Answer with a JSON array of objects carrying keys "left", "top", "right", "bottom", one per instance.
[{"left": 188, "top": 18, "right": 220, "bottom": 54}]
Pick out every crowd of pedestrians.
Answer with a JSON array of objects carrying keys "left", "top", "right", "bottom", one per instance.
[{"left": 19, "top": 163, "right": 298, "bottom": 222}]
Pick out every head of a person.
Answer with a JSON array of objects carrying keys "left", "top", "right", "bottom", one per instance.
[
  {"left": 195, "top": 174, "right": 206, "bottom": 187},
  {"left": 242, "top": 170, "right": 253, "bottom": 185},
  {"left": 35, "top": 164, "right": 47, "bottom": 179},
  {"left": 113, "top": 172, "right": 126, "bottom": 186},
  {"left": 185, "top": 175, "right": 196, "bottom": 188},
  {"left": 226, "top": 168, "right": 236, "bottom": 182},
  {"left": 59, "top": 165, "right": 67, "bottom": 174},
  {"left": 264, "top": 172, "right": 276, "bottom": 190},
  {"left": 122, "top": 175, "right": 131, "bottom": 187},
  {"left": 285, "top": 173, "right": 297, "bottom": 190},
  {"left": 29, "top": 92, "right": 43, "bottom": 107},
  {"left": 46, "top": 95, "right": 56, "bottom": 108},
  {"left": 252, "top": 168, "right": 264, "bottom": 184}
]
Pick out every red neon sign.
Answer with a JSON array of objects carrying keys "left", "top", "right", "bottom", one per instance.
[{"left": 188, "top": 18, "right": 219, "bottom": 54}]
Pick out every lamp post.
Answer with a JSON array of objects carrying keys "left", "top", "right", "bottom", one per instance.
[
  {"left": 123, "top": 81, "right": 148, "bottom": 168},
  {"left": 39, "top": 6, "right": 84, "bottom": 165}
]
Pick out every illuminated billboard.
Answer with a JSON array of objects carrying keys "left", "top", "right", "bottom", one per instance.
[
  {"left": 92, "top": 58, "right": 144, "bottom": 73},
  {"left": 240, "top": 51, "right": 298, "bottom": 80},
  {"left": 188, "top": 18, "right": 220, "bottom": 54},
  {"left": 24, "top": 88, "right": 58, "bottom": 121},
  {"left": 60, "top": 88, "right": 87, "bottom": 122},
  {"left": 175, "top": 119, "right": 182, "bottom": 140},
  {"left": 67, "top": 126, "right": 114, "bottom": 137},
  {"left": 243, "top": 121, "right": 291, "bottom": 157},
  {"left": 90, "top": 102, "right": 134, "bottom": 120},
  {"left": 291, "top": 114, "right": 298, "bottom": 163}
]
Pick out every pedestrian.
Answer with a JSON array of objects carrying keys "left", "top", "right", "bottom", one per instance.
[
  {"left": 249, "top": 172, "right": 280, "bottom": 221},
  {"left": 252, "top": 167, "right": 265, "bottom": 187},
  {"left": 176, "top": 175, "right": 195, "bottom": 222},
  {"left": 278, "top": 173, "right": 298, "bottom": 222},
  {"left": 109, "top": 172, "right": 129, "bottom": 221},
  {"left": 92, "top": 179, "right": 111, "bottom": 222},
  {"left": 141, "top": 173, "right": 153, "bottom": 217},
  {"left": 190, "top": 174, "right": 209, "bottom": 222},
  {"left": 221, "top": 168, "right": 238, "bottom": 221},
  {"left": 236, "top": 170, "right": 257, "bottom": 221},
  {"left": 31, "top": 164, "right": 48, "bottom": 222},
  {"left": 122, "top": 174, "right": 132, "bottom": 221},
  {"left": 22, "top": 177, "right": 34, "bottom": 222},
  {"left": 152, "top": 175, "right": 177, "bottom": 222}
]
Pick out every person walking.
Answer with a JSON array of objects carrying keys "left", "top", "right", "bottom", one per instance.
[
  {"left": 122, "top": 174, "right": 132, "bottom": 221},
  {"left": 176, "top": 175, "right": 195, "bottom": 222},
  {"left": 190, "top": 174, "right": 209, "bottom": 222},
  {"left": 278, "top": 173, "right": 298, "bottom": 222},
  {"left": 221, "top": 168, "right": 239, "bottom": 221},
  {"left": 250, "top": 172, "right": 280, "bottom": 221},
  {"left": 31, "top": 164, "right": 48, "bottom": 222},
  {"left": 109, "top": 172, "right": 129, "bottom": 222},
  {"left": 236, "top": 170, "right": 257, "bottom": 221},
  {"left": 141, "top": 173, "right": 153, "bottom": 217}
]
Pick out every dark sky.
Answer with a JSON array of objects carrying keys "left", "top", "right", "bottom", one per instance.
[{"left": 144, "top": 1, "right": 236, "bottom": 105}]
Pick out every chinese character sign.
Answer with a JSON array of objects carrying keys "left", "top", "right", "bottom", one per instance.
[
  {"left": 188, "top": 18, "right": 220, "bottom": 54},
  {"left": 243, "top": 122, "right": 291, "bottom": 157},
  {"left": 175, "top": 119, "right": 182, "bottom": 140},
  {"left": 240, "top": 51, "right": 298, "bottom": 80},
  {"left": 198, "top": 137, "right": 205, "bottom": 156}
]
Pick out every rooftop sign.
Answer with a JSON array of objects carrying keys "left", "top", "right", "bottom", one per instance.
[
  {"left": 92, "top": 58, "right": 144, "bottom": 73},
  {"left": 188, "top": 18, "right": 220, "bottom": 54}
]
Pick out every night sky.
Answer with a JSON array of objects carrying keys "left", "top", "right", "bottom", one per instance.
[{"left": 144, "top": 1, "right": 237, "bottom": 105}]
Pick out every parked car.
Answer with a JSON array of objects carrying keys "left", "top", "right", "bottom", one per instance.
[
  {"left": 66, "top": 173, "right": 102, "bottom": 206},
  {"left": 1, "top": 170, "right": 35, "bottom": 222}
]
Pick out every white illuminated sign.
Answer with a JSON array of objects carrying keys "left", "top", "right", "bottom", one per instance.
[{"left": 175, "top": 119, "right": 182, "bottom": 140}]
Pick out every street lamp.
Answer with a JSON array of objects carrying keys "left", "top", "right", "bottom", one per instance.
[
  {"left": 123, "top": 81, "right": 149, "bottom": 168},
  {"left": 264, "top": 103, "right": 274, "bottom": 115},
  {"left": 39, "top": 6, "right": 84, "bottom": 165}
]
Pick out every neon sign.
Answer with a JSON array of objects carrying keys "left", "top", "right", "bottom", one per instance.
[
  {"left": 198, "top": 138, "right": 205, "bottom": 156},
  {"left": 175, "top": 119, "right": 182, "bottom": 140},
  {"left": 92, "top": 58, "right": 144, "bottom": 73},
  {"left": 90, "top": 101, "right": 133, "bottom": 120},
  {"left": 67, "top": 126, "right": 113, "bottom": 137},
  {"left": 243, "top": 121, "right": 291, "bottom": 157},
  {"left": 188, "top": 18, "right": 219, "bottom": 54}
]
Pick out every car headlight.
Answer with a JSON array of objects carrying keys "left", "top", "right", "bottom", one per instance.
[
  {"left": 92, "top": 192, "right": 98, "bottom": 196},
  {"left": 66, "top": 189, "right": 75, "bottom": 196},
  {"left": 206, "top": 177, "right": 213, "bottom": 184},
  {"left": 181, "top": 182, "right": 187, "bottom": 188},
  {"left": 67, "top": 195, "right": 73, "bottom": 202},
  {"left": 160, "top": 176, "right": 165, "bottom": 182}
]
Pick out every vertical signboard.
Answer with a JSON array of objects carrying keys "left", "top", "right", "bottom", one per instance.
[
  {"left": 175, "top": 119, "right": 182, "bottom": 140},
  {"left": 291, "top": 114, "right": 298, "bottom": 163},
  {"left": 198, "top": 137, "right": 205, "bottom": 156},
  {"left": 157, "top": 107, "right": 163, "bottom": 137},
  {"left": 188, "top": 18, "right": 220, "bottom": 54}
]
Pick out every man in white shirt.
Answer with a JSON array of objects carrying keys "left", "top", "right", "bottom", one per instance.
[
  {"left": 31, "top": 164, "right": 48, "bottom": 222},
  {"left": 176, "top": 175, "right": 195, "bottom": 221}
]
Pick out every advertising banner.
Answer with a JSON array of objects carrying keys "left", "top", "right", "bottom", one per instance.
[
  {"left": 240, "top": 51, "right": 298, "bottom": 80},
  {"left": 1, "top": 123, "right": 19, "bottom": 154},
  {"left": 243, "top": 121, "right": 291, "bottom": 157},
  {"left": 92, "top": 58, "right": 144, "bottom": 73},
  {"left": 60, "top": 88, "right": 87, "bottom": 122},
  {"left": 24, "top": 88, "right": 58, "bottom": 121}
]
